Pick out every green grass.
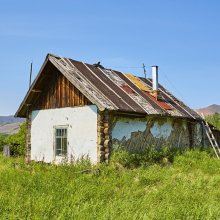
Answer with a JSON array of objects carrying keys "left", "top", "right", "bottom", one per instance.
[{"left": 1, "top": 147, "right": 220, "bottom": 219}]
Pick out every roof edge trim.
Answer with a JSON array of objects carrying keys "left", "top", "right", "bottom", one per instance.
[{"left": 15, "top": 54, "right": 51, "bottom": 118}]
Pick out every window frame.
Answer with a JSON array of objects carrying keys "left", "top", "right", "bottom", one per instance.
[{"left": 54, "top": 126, "right": 68, "bottom": 157}]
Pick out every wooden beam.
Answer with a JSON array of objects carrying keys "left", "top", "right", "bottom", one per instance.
[
  {"left": 52, "top": 70, "right": 57, "bottom": 108},
  {"left": 49, "top": 79, "right": 53, "bottom": 109},
  {"left": 79, "top": 91, "right": 82, "bottom": 105},
  {"left": 66, "top": 78, "right": 70, "bottom": 107},
  {"left": 57, "top": 72, "right": 61, "bottom": 108},
  {"left": 74, "top": 87, "right": 79, "bottom": 106},
  {"left": 42, "top": 73, "right": 52, "bottom": 77},
  {"left": 81, "top": 93, "right": 85, "bottom": 105},
  {"left": 84, "top": 96, "right": 88, "bottom": 105},
  {"left": 32, "top": 89, "right": 42, "bottom": 92},
  {"left": 71, "top": 84, "right": 75, "bottom": 106},
  {"left": 61, "top": 75, "right": 65, "bottom": 107},
  {"left": 46, "top": 84, "right": 49, "bottom": 109}
]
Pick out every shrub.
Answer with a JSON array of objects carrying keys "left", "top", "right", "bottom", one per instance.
[
  {"left": 5, "top": 121, "right": 26, "bottom": 156},
  {"left": 0, "top": 135, "right": 6, "bottom": 152},
  {"left": 110, "top": 145, "right": 215, "bottom": 169},
  {"left": 206, "top": 112, "right": 220, "bottom": 130}
]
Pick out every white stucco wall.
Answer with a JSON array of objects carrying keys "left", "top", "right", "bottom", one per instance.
[{"left": 31, "top": 105, "right": 97, "bottom": 163}]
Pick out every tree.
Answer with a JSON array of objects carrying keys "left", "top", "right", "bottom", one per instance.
[
  {"left": 206, "top": 112, "right": 220, "bottom": 130},
  {"left": 5, "top": 121, "right": 26, "bottom": 156},
  {"left": 0, "top": 135, "right": 6, "bottom": 152}
]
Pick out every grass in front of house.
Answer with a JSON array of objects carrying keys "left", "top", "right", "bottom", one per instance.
[{"left": 0, "top": 147, "right": 220, "bottom": 219}]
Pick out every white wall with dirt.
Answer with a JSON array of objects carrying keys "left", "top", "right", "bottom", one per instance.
[{"left": 31, "top": 105, "right": 97, "bottom": 163}]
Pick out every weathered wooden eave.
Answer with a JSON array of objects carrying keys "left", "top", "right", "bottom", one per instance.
[
  {"left": 48, "top": 55, "right": 116, "bottom": 111},
  {"left": 15, "top": 54, "right": 114, "bottom": 118},
  {"left": 15, "top": 55, "right": 51, "bottom": 118},
  {"left": 15, "top": 53, "right": 202, "bottom": 120}
]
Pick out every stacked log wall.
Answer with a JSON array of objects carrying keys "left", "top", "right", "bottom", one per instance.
[
  {"left": 103, "top": 111, "right": 112, "bottom": 163},
  {"left": 97, "top": 110, "right": 112, "bottom": 163},
  {"left": 97, "top": 110, "right": 105, "bottom": 163}
]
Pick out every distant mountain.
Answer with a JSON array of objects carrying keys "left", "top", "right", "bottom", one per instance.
[
  {"left": 0, "top": 115, "right": 25, "bottom": 125},
  {"left": 194, "top": 104, "right": 220, "bottom": 117},
  {"left": 0, "top": 121, "right": 23, "bottom": 136}
]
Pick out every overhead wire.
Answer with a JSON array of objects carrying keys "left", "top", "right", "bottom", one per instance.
[
  {"left": 146, "top": 70, "right": 152, "bottom": 78},
  {"left": 106, "top": 66, "right": 141, "bottom": 69},
  {"left": 106, "top": 66, "right": 151, "bottom": 69},
  {"left": 158, "top": 66, "right": 190, "bottom": 106},
  {"left": 106, "top": 63, "right": 190, "bottom": 106}
]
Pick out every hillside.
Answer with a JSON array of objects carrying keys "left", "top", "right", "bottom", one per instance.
[
  {"left": 0, "top": 121, "right": 24, "bottom": 136},
  {"left": 194, "top": 104, "right": 220, "bottom": 117},
  {"left": 0, "top": 115, "right": 24, "bottom": 125}
]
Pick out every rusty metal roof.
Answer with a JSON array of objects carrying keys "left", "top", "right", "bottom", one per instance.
[{"left": 15, "top": 53, "right": 201, "bottom": 120}]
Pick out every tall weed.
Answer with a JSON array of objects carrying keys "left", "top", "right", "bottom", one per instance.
[
  {"left": 110, "top": 145, "right": 216, "bottom": 169},
  {"left": 0, "top": 146, "right": 219, "bottom": 219}
]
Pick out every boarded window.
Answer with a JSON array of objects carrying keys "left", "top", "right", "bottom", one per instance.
[{"left": 55, "top": 127, "right": 67, "bottom": 156}]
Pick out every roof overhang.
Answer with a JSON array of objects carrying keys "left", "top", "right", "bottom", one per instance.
[
  {"left": 15, "top": 53, "right": 111, "bottom": 118},
  {"left": 15, "top": 54, "right": 52, "bottom": 118},
  {"left": 15, "top": 53, "right": 202, "bottom": 121}
]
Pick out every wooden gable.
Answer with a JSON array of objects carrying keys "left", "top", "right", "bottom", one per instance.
[{"left": 31, "top": 68, "right": 93, "bottom": 111}]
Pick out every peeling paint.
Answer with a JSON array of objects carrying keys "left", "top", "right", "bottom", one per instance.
[
  {"left": 112, "top": 118, "right": 147, "bottom": 141},
  {"left": 183, "top": 121, "right": 187, "bottom": 130},
  {"left": 178, "top": 131, "right": 183, "bottom": 148},
  {"left": 196, "top": 123, "right": 201, "bottom": 133},
  {"left": 194, "top": 123, "right": 202, "bottom": 144},
  {"left": 111, "top": 116, "right": 203, "bottom": 151},
  {"left": 150, "top": 121, "right": 173, "bottom": 140},
  {"left": 112, "top": 142, "right": 119, "bottom": 150}
]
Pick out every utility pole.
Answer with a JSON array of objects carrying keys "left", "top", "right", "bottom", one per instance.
[{"left": 143, "top": 63, "right": 146, "bottom": 78}]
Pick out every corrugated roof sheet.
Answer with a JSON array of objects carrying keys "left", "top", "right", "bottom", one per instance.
[
  {"left": 125, "top": 74, "right": 151, "bottom": 92},
  {"left": 15, "top": 53, "right": 201, "bottom": 120}
]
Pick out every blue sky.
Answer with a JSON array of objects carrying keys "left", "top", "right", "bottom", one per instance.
[{"left": 0, "top": 0, "right": 220, "bottom": 116}]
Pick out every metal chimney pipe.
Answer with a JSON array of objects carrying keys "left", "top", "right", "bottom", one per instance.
[{"left": 152, "top": 66, "right": 158, "bottom": 91}]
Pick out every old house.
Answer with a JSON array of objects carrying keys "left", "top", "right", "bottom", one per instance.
[{"left": 15, "top": 53, "right": 206, "bottom": 164}]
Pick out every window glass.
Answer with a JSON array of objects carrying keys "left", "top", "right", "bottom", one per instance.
[
  {"left": 55, "top": 128, "right": 68, "bottom": 156},
  {"left": 63, "top": 138, "right": 67, "bottom": 154},
  {"left": 56, "top": 138, "right": 61, "bottom": 155},
  {"left": 56, "top": 129, "right": 61, "bottom": 137},
  {"left": 63, "top": 129, "right": 67, "bottom": 137}
]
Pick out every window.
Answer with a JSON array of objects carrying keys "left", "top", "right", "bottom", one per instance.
[{"left": 55, "top": 127, "right": 67, "bottom": 156}]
